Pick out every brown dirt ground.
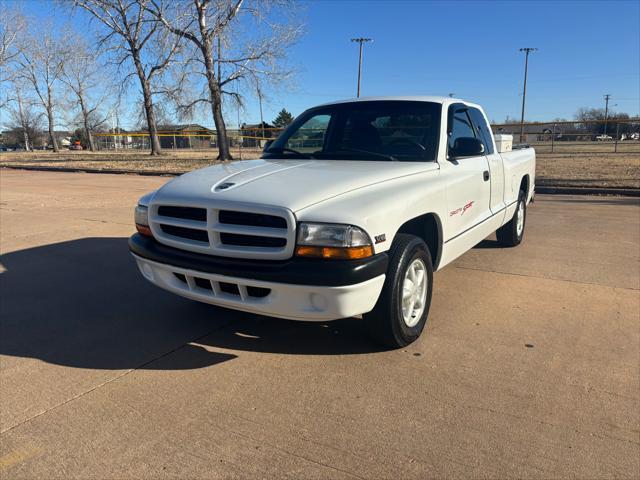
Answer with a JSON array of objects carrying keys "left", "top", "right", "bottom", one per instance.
[{"left": 1, "top": 145, "right": 639, "bottom": 188}]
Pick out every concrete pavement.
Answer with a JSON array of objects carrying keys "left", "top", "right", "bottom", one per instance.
[{"left": 1, "top": 169, "right": 638, "bottom": 479}]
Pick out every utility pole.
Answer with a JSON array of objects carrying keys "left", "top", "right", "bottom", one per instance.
[
  {"left": 116, "top": 110, "right": 121, "bottom": 148},
  {"left": 519, "top": 47, "right": 537, "bottom": 143},
  {"left": 111, "top": 110, "right": 117, "bottom": 150},
  {"left": 603, "top": 94, "right": 611, "bottom": 136},
  {"left": 236, "top": 73, "right": 242, "bottom": 159},
  {"left": 351, "top": 37, "right": 372, "bottom": 97},
  {"left": 256, "top": 83, "right": 265, "bottom": 142}
]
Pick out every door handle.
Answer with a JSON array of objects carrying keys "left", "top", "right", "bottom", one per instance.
[{"left": 483, "top": 170, "right": 490, "bottom": 181}]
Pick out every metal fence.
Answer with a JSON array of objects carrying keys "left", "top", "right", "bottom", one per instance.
[
  {"left": 491, "top": 118, "right": 640, "bottom": 154},
  {"left": 94, "top": 127, "right": 281, "bottom": 158},
  {"left": 94, "top": 118, "right": 640, "bottom": 155}
]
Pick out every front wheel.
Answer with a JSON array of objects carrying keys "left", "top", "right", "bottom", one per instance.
[
  {"left": 364, "top": 234, "right": 434, "bottom": 348},
  {"left": 496, "top": 190, "right": 527, "bottom": 247}
]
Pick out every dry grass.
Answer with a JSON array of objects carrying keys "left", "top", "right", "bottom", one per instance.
[
  {"left": 0, "top": 149, "right": 262, "bottom": 173},
  {"left": 2, "top": 145, "right": 639, "bottom": 188},
  {"left": 536, "top": 152, "right": 639, "bottom": 188}
]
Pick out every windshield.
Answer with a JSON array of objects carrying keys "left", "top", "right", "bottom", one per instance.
[{"left": 263, "top": 100, "right": 442, "bottom": 162}]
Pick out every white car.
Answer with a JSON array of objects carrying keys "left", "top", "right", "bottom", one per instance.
[
  {"left": 130, "top": 96, "right": 536, "bottom": 347},
  {"left": 596, "top": 134, "right": 613, "bottom": 141}
]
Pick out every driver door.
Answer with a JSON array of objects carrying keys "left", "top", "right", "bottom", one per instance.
[{"left": 444, "top": 106, "right": 492, "bottom": 240}]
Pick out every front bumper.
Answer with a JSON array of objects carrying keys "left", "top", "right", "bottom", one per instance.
[{"left": 129, "top": 234, "right": 387, "bottom": 321}]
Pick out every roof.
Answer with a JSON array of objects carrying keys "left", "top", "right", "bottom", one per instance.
[
  {"left": 157, "top": 124, "right": 212, "bottom": 132},
  {"left": 317, "top": 95, "right": 464, "bottom": 107},
  {"left": 242, "top": 122, "right": 274, "bottom": 129}
]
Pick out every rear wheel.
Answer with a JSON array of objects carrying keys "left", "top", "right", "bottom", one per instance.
[
  {"left": 497, "top": 189, "right": 527, "bottom": 247},
  {"left": 364, "top": 234, "right": 433, "bottom": 348}
]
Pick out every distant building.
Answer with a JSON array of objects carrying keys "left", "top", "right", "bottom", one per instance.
[
  {"left": 157, "top": 124, "right": 215, "bottom": 149},
  {"left": 241, "top": 122, "right": 275, "bottom": 148},
  {"left": 492, "top": 123, "right": 564, "bottom": 142}
]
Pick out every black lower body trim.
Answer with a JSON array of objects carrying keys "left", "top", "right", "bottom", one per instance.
[{"left": 129, "top": 234, "right": 388, "bottom": 287}]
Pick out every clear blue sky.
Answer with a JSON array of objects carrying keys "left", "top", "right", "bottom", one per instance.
[{"left": 10, "top": 0, "right": 640, "bottom": 127}]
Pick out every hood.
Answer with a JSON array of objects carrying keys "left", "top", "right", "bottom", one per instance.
[{"left": 153, "top": 158, "right": 439, "bottom": 212}]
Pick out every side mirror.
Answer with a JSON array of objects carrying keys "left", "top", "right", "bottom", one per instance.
[
  {"left": 263, "top": 139, "right": 274, "bottom": 152},
  {"left": 449, "top": 137, "right": 485, "bottom": 159}
]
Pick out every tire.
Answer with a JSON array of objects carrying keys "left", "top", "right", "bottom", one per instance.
[
  {"left": 496, "top": 189, "right": 527, "bottom": 247},
  {"left": 364, "top": 234, "right": 434, "bottom": 348}
]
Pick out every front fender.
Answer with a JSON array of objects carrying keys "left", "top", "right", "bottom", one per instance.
[{"left": 294, "top": 170, "right": 448, "bottom": 255}]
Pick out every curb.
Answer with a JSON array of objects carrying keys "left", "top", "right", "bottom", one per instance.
[
  {"left": 2, "top": 165, "right": 639, "bottom": 197},
  {"left": 535, "top": 185, "right": 639, "bottom": 197},
  {"left": 1, "top": 165, "right": 182, "bottom": 177}
]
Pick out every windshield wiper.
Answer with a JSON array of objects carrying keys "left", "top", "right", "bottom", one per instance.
[
  {"left": 334, "top": 148, "right": 398, "bottom": 162},
  {"left": 265, "top": 147, "right": 315, "bottom": 159}
]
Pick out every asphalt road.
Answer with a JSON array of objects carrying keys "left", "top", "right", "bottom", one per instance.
[{"left": 1, "top": 169, "right": 638, "bottom": 479}]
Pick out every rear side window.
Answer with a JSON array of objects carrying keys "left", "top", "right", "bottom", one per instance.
[
  {"left": 468, "top": 107, "right": 494, "bottom": 155},
  {"left": 448, "top": 109, "right": 476, "bottom": 152}
]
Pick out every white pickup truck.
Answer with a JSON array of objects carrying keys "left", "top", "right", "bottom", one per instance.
[{"left": 130, "top": 96, "right": 535, "bottom": 347}]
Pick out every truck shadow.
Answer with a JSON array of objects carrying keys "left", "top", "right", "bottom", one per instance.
[
  {"left": 473, "top": 237, "right": 505, "bottom": 249},
  {"left": 0, "top": 238, "right": 383, "bottom": 371}
]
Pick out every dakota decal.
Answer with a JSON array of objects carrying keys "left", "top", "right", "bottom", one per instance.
[{"left": 450, "top": 201, "right": 474, "bottom": 217}]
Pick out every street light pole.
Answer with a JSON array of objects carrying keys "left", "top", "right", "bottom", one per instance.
[
  {"left": 519, "top": 47, "right": 537, "bottom": 143},
  {"left": 351, "top": 37, "right": 372, "bottom": 97},
  {"left": 603, "top": 94, "right": 611, "bottom": 136}
]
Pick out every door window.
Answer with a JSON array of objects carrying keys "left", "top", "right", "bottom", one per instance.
[{"left": 448, "top": 109, "right": 476, "bottom": 153}]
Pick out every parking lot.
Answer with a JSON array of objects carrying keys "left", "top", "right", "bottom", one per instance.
[{"left": 1, "top": 169, "right": 638, "bottom": 479}]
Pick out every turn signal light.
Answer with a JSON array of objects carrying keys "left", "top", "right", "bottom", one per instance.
[
  {"left": 136, "top": 224, "right": 153, "bottom": 237},
  {"left": 295, "top": 245, "right": 373, "bottom": 260}
]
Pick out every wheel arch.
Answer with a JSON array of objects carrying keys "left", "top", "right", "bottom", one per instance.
[
  {"left": 520, "top": 174, "right": 531, "bottom": 198},
  {"left": 394, "top": 212, "right": 443, "bottom": 270}
]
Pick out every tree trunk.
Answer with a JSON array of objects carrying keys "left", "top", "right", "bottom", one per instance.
[
  {"left": 79, "top": 97, "right": 96, "bottom": 152},
  {"left": 45, "top": 85, "right": 59, "bottom": 152},
  {"left": 22, "top": 129, "right": 31, "bottom": 151},
  {"left": 132, "top": 52, "right": 162, "bottom": 156},
  {"left": 203, "top": 45, "right": 231, "bottom": 161},
  {"left": 211, "top": 87, "right": 231, "bottom": 161},
  {"left": 47, "top": 107, "right": 59, "bottom": 152},
  {"left": 83, "top": 111, "right": 96, "bottom": 152},
  {"left": 142, "top": 85, "right": 162, "bottom": 155},
  {"left": 17, "top": 92, "right": 31, "bottom": 151}
]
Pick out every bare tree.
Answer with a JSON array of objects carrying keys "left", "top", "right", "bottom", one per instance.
[
  {"left": 60, "top": 37, "right": 111, "bottom": 151},
  {"left": 74, "top": 0, "right": 181, "bottom": 155},
  {"left": 14, "top": 28, "right": 68, "bottom": 152},
  {"left": 0, "top": 7, "right": 26, "bottom": 84},
  {"left": 146, "top": 0, "right": 301, "bottom": 160},
  {"left": 4, "top": 83, "right": 44, "bottom": 150}
]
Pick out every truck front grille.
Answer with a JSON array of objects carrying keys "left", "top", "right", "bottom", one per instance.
[
  {"left": 219, "top": 232, "right": 287, "bottom": 248},
  {"left": 158, "top": 206, "right": 207, "bottom": 222},
  {"left": 218, "top": 210, "right": 287, "bottom": 229},
  {"left": 160, "top": 224, "right": 209, "bottom": 243},
  {"left": 149, "top": 203, "right": 295, "bottom": 260}
]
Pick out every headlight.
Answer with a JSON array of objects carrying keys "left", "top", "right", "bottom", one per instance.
[
  {"left": 296, "top": 223, "right": 373, "bottom": 259},
  {"left": 134, "top": 205, "right": 152, "bottom": 237}
]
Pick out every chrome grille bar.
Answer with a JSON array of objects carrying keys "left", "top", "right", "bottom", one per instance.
[{"left": 149, "top": 202, "right": 296, "bottom": 260}]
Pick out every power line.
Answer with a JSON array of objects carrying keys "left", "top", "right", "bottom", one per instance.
[{"left": 350, "top": 38, "right": 372, "bottom": 98}]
